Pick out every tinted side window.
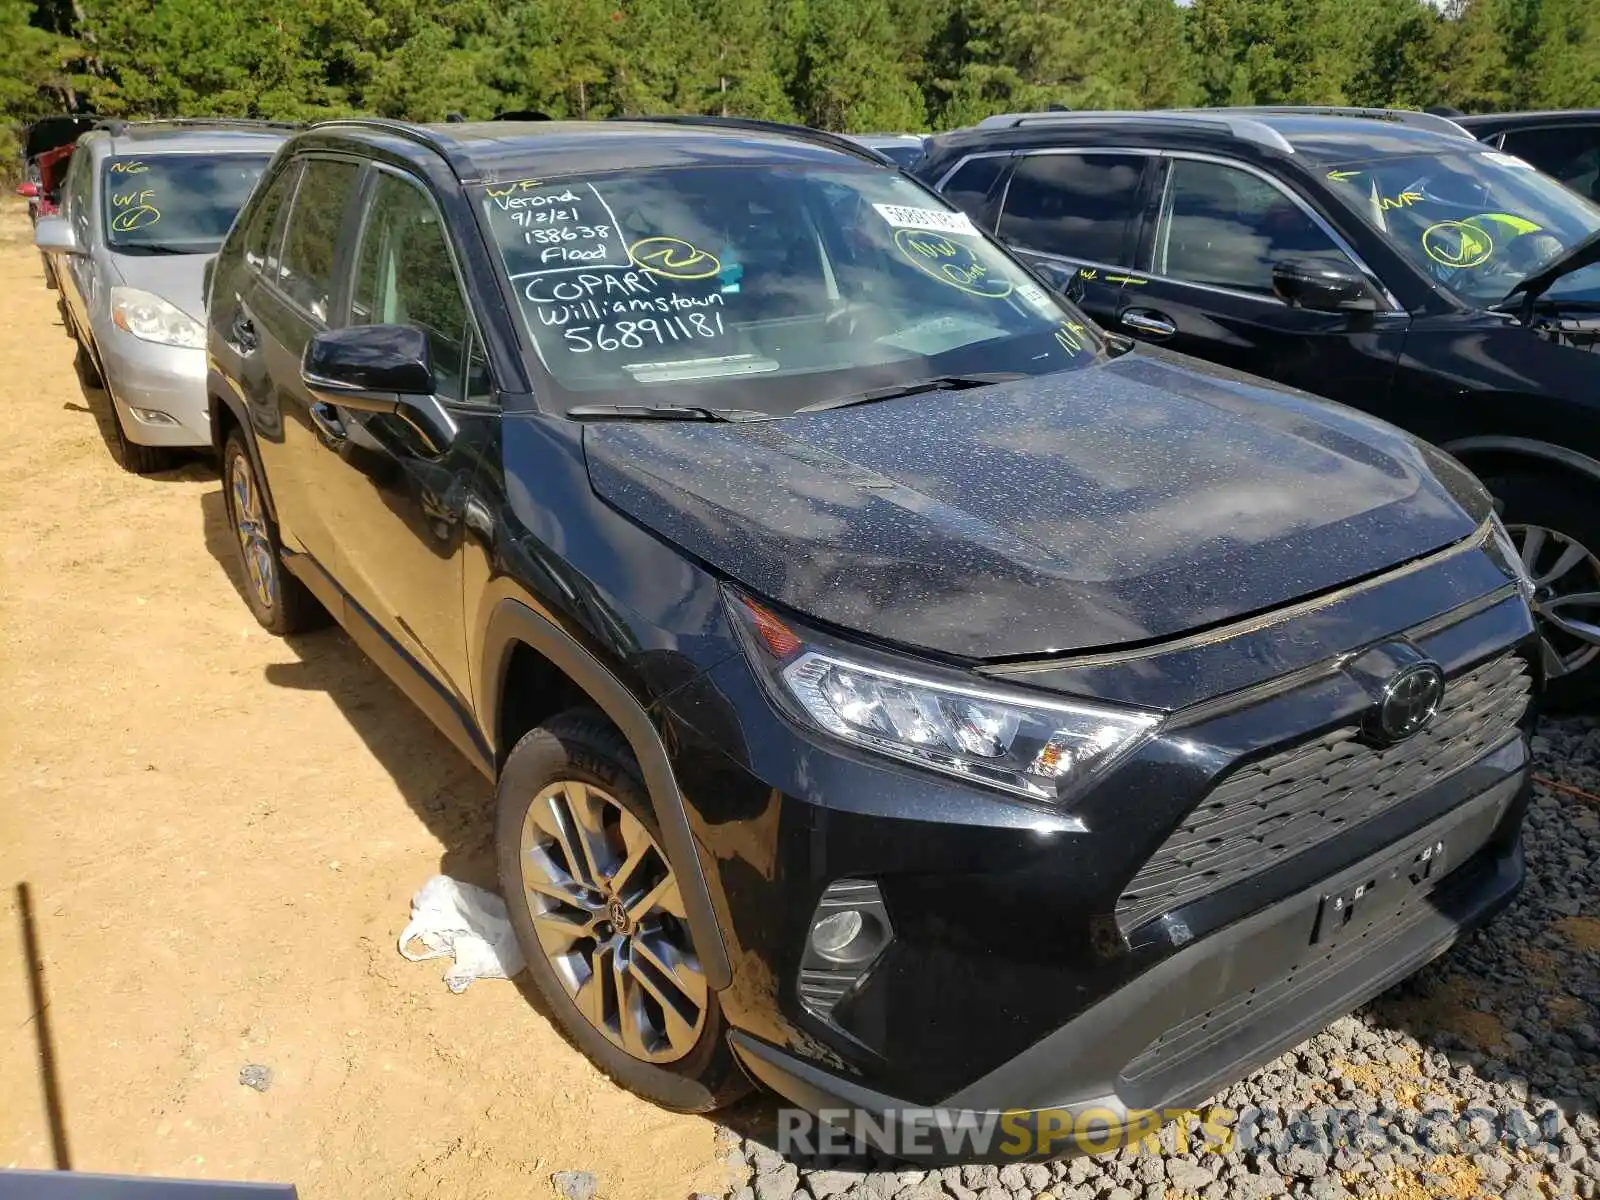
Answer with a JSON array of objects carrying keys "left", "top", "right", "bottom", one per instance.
[
  {"left": 1154, "top": 159, "right": 1348, "bottom": 295},
  {"left": 68, "top": 151, "right": 94, "bottom": 235},
  {"left": 940, "top": 156, "right": 1007, "bottom": 228},
  {"left": 997, "top": 153, "right": 1145, "bottom": 265},
  {"left": 277, "top": 158, "right": 360, "bottom": 321},
  {"left": 352, "top": 172, "right": 487, "bottom": 404},
  {"left": 1501, "top": 126, "right": 1600, "bottom": 202},
  {"left": 243, "top": 162, "right": 299, "bottom": 274}
]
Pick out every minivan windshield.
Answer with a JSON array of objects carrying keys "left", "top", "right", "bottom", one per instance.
[
  {"left": 477, "top": 164, "right": 1101, "bottom": 414},
  {"left": 102, "top": 153, "right": 273, "bottom": 254},
  {"left": 1322, "top": 147, "right": 1600, "bottom": 305}
]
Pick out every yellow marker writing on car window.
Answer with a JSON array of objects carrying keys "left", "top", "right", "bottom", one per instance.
[
  {"left": 483, "top": 178, "right": 545, "bottom": 199},
  {"left": 628, "top": 236, "right": 721, "bottom": 280},
  {"left": 891, "top": 228, "right": 1012, "bottom": 298}
]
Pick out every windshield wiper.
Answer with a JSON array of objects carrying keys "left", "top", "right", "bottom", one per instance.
[
  {"left": 116, "top": 243, "right": 197, "bottom": 255},
  {"left": 565, "top": 403, "right": 763, "bottom": 422},
  {"left": 796, "top": 372, "right": 1023, "bottom": 414}
]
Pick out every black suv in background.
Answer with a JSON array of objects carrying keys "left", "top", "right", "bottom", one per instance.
[
  {"left": 917, "top": 107, "right": 1600, "bottom": 702},
  {"left": 206, "top": 116, "right": 1538, "bottom": 1154},
  {"left": 1457, "top": 109, "right": 1600, "bottom": 204}
]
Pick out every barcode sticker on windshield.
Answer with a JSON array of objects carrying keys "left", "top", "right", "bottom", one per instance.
[
  {"left": 872, "top": 204, "right": 978, "bottom": 235},
  {"left": 1483, "top": 151, "right": 1535, "bottom": 170},
  {"left": 1017, "top": 282, "right": 1055, "bottom": 313}
]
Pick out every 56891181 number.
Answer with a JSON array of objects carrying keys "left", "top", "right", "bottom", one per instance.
[{"left": 563, "top": 312, "right": 726, "bottom": 353}]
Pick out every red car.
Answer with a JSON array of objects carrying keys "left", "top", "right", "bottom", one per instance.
[{"left": 16, "top": 115, "right": 99, "bottom": 222}]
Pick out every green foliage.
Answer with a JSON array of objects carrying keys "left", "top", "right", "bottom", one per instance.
[{"left": 6, "top": 0, "right": 1600, "bottom": 174}]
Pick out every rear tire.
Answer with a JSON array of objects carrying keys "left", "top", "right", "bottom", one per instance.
[
  {"left": 1484, "top": 469, "right": 1600, "bottom": 709},
  {"left": 221, "top": 428, "right": 324, "bottom": 635},
  {"left": 497, "top": 709, "right": 749, "bottom": 1113}
]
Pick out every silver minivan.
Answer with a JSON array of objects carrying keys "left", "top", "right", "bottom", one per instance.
[{"left": 35, "top": 120, "right": 290, "bottom": 472}]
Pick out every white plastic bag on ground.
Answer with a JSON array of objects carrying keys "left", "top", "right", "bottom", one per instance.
[{"left": 398, "top": 875, "right": 526, "bottom": 993}]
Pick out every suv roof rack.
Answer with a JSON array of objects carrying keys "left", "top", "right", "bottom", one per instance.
[
  {"left": 92, "top": 117, "right": 304, "bottom": 137},
  {"left": 308, "top": 117, "right": 483, "bottom": 181},
  {"left": 972, "top": 110, "right": 1297, "bottom": 154},
  {"left": 612, "top": 114, "right": 897, "bottom": 167},
  {"left": 1199, "top": 106, "right": 1473, "bottom": 139}
]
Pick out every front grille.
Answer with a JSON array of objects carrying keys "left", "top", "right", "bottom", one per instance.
[{"left": 1115, "top": 654, "right": 1530, "bottom": 934}]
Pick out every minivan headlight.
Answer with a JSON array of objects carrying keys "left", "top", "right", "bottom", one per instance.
[
  {"left": 111, "top": 287, "right": 205, "bottom": 348},
  {"left": 727, "top": 589, "right": 1159, "bottom": 804}
]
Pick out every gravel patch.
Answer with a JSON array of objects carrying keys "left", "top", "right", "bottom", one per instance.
[{"left": 721, "top": 716, "right": 1600, "bottom": 1199}]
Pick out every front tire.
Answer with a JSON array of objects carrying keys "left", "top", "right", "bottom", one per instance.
[
  {"left": 110, "top": 407, "right": 176, "bottom": 475},
  {"left": 221, "top": 429, "right": 324, "bottom": 635},
  {"left": 496, "top": 709, "right": 748, "bottom": 1113},
  {"left": 1486, "top": 469, "right": 1600, "bottom": 709}
]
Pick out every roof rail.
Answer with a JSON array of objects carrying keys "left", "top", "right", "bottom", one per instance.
[
  {"left": 1202, "top": 106, "right": 1474, "bottom": 140},
  {"left": 972, "top": 110, "right": 1296, "bottom": 154},
  {"left": 92, "top": 117, "right": 304, "bottom": 136},
  {"left": 307, "top": 117, "right": 482, "bottom": 182},
  {"left": 609, "top": 114, "right": 898, "bottom": 167}
]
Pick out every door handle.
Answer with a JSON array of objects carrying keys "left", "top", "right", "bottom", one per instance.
[
  {"left": 1120, "top": 309, "right": 1177, "bottom": 338},
  {"left": 309, "top": 401, "right": 348, "bottom": 448},
  {"left": 228, "top": 313, "right": 258, "bottom": 354}
]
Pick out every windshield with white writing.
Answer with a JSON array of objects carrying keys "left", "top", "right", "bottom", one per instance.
[
  {"left": 102, "top": 154, "right": 272, "bottom": 253},
  {"left": 476, "top": 164, "right": 1101, "bottom": 413},
  {"left": 1322, "top": 149, "right": 1600, "bottom": 304}
]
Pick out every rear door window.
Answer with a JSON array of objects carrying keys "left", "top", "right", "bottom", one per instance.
[
  {"left": 997, "top": 153, "right": 1147, "bottom": 265},
  {"left": 1500, "top": 126, "right": 1600, "bottom": 202},
  {"left": 276, "top": 158, "right": 360, "bottom": 322}
]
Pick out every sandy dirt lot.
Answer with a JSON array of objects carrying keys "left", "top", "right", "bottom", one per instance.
[{"left": 0, "top": 202, "right": 730, "bottom": 1198}]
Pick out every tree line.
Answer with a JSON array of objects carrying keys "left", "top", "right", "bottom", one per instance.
[{"left": 4, "top": 0, "right": 1600, "bottom": 167}]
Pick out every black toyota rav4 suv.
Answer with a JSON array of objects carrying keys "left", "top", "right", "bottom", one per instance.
[
  {"left": 207, "top": 116, "right": 1540, "bottom": 1155},
  {"left": 916, "top": 107, "right": 1600, "bottom": 705}
]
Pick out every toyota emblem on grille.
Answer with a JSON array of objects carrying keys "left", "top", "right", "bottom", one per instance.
[{"left": 1374, "top": 662, "right": 1445, "bottom": 743}]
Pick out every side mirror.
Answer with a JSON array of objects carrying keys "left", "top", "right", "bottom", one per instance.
[
  {"left": 1028, "top": 258, "right": 1085, "bottom": 303},
  {"left": 16, "top": 182, "right": 39, "bottom": 199},
  {"left": 33, "top": 215, "right": 80, "bottom": 256},
  {"left": 301, "top": 324, "right": 435, "bottom": 413},
  {"left": 1272, "top": 258, "right": 1379, "bottom": 313}
]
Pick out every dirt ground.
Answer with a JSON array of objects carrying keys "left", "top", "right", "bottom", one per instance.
[{"left": 0, "top": 202, "right": 730, "bottom": 1197}]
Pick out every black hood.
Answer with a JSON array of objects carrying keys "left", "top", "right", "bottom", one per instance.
[{"left": 584, "top": 353, "right": 1478, "bottom": 660}]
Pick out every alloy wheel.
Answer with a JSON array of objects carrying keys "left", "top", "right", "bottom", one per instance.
[
  {"left": 1506, "top": 521, "right": 1600, "bottom": 678},
  {"left": 229, "top": 449, "right": 277, "bottom": 612},
  {"left": 518, "top": 780, "right": 707, "bottom": 1063}
]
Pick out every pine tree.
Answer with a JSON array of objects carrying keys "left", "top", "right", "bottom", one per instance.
[{"left": 791, "top": 0, "right": 925, "bottom": 130}]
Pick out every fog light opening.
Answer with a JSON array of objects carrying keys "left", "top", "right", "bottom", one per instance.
[
  {"left": 129, "top": 407, "right": 179, "bottom": 426},
  {"left": 797, "top": 878, "right": 894, "bottom": 1022},
  {"left": 809, "top": 907, "right": 885, "bottom": 966}
]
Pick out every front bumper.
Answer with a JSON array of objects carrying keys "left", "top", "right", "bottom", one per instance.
[
  {"left": 654, "top": 524, "right": 1540, "bottom": 1141},
  {"left": 95, "top": 323, "right": 208, "bottom": 447},
  {"left": 729, "top": 759, "right": 1526, "bottom": 1161}
]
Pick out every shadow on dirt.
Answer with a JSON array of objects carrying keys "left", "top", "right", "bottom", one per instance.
[
  {"left": 198, "top": 483, "right": 497, "bottom": 890},
  {"left": 195, "top": 481, "right": 659, "bottom": 1083}
]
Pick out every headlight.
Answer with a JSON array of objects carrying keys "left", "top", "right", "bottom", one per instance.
[
  {"left": 111, "top": 287, "right": 205, "bottom": 349},
  {"left": 727, "top": 590, "right": 1159, "bottom": 804},
  {"left": 1488, "top": 511, "right": 1538, "bottom": 604}
]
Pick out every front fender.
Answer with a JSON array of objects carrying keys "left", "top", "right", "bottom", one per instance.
[{"left": 480, "top": 597, "right": 734, "bottom": 991}]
